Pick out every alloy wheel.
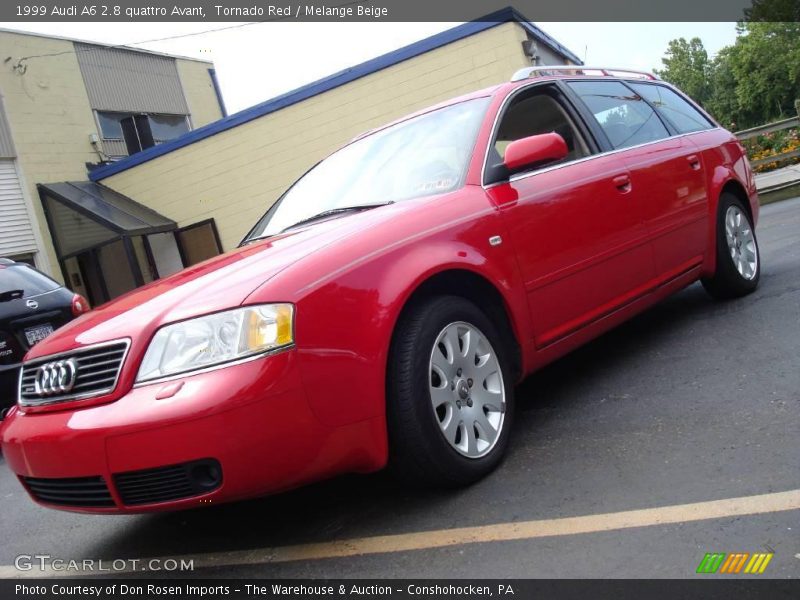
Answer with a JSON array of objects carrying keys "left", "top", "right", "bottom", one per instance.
[
  {"left": 724, "top": 205, "right": 758, "bottom": 280},
  {"left": 428, "top": 321, "right": 506, "bottom": 459}
]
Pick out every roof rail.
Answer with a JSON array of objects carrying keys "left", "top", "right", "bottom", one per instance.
[{"left": 511, "top": 65, "right": 658, "bottom": 82}]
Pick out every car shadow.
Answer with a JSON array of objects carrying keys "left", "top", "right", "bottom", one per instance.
[
  {"left": 515, "top": 281, "right": 716, "bottom": 417},
  {"left": 83, "top": 281, "right": 736, "bottom": 563}
]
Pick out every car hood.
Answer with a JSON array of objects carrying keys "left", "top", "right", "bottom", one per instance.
[{"left": 26, "top": 204, "right": 412, "bottom": 360}]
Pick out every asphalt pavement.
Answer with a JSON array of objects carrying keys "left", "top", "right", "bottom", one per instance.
[{"left": 1, "top": 197, "right": 799, "bottom": 579}]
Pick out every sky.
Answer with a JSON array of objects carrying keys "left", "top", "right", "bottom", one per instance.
[{"left": 0, "top": 21, "right": 739, "bottom": 113}]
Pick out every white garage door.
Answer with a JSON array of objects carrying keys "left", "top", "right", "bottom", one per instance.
[{"left": 0, "top": 159, "right": 37, "bottom": 258}]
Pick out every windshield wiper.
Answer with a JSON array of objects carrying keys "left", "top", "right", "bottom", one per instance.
[
  {"left": 279, "top": 202, "right": 393, "bottom": 234},
  {"left": 241, "top": 202, "right": 394, "bottom": 246}
]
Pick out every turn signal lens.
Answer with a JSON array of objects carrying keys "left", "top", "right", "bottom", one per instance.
[
  {"left": 136, "top": 304, "right": 295, "bottom": 383},
  {"left": 247, "top": 304, "right": 294, "bottom": 349}
]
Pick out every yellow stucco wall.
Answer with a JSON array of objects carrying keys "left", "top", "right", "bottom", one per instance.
[
  {"left": 0, "top": 32, "right": 98, "bottom": 278},
  {"left": 177, "top": 59, "right": 224, "bottom": 129},
  {"left": 101, "top": 22, "right": 532, "bottom": 251},
  {"left": 0, "top": 30, "right": 220, "bottom": 281}
]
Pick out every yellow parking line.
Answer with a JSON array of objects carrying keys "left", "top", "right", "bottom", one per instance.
[{"left": 2, "top": 488, "right": 798, "bottom": 578}]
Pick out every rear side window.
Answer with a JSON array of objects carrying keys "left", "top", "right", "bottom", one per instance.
[
  {"left": 567, "top": 81, "right": 670, "bottom": 150},
  {"left": 628, "top": 83, "right": 714, "bottom": 134},
  {"left": 0, "top": 265, "right": 60, "bottom": 298}
]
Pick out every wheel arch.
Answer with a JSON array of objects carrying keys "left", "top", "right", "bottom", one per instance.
[
  {"left": 703, "top": 168, "right": 757, "bottom": 276},
  {"left": 720, "top": 178, "right": 754, "bottom": 224},
  {"left": 388, "top": 268, "right": 524, "bottom": 384}
]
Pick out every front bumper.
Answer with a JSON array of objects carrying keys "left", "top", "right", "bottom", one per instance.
[{"left": 1, "top": 350, "right": 383, "bottom": 513}]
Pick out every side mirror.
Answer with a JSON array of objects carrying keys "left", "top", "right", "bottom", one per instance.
[{"left": 503, "top": 132, "right": 568, "bottom": 175}]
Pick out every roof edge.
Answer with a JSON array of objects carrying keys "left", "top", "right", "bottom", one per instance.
[
  {"left": 0, "top": 27, "right": 214, "bottom": 65},
  {"left": 90, "top": 7, "right": 582, "bottom": 182}
]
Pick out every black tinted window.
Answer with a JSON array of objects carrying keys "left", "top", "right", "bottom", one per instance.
[
  {"left": 629, "top": 83, "right": 714, "bottom": 134},
  {"left": 568, "top": 81, "right": 670, "bottom": 149},
  {"left": 0, "top": 265, "right": 60, "bottom": 298}
]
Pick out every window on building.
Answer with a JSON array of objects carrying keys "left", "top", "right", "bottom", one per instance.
[
  {"left": 3, "top": 253, "right": 36, "bottom": 267},
  {"left": 176, "top": 220, "right": 222, "bottom": 267},
  {"left": 628, "top": 83, "right": 715, "bottom": 134},
  {"left": 148, "top": 114, "right": 191, "bottom": 141},
  {"left": 96, "top": 111, "right": 190, "bottom": 143},
  {"left": 567, "top": 81, "right": 670, "bottom": 150}
]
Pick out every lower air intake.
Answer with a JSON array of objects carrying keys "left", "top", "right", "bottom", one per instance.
[
  {"left": 22, "top": 475, "right": 115, "bottom": 508},
  {"left": 113, "top": 459, "right": 222, "bottom": 506}
]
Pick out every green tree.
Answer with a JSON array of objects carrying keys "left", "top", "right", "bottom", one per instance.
[
  {"left": 727, "top": 21, "right": 800, "bottom": 127},
  {"left": 705, "top": 47, "right": 740, "bottom": 129},
  {"left": 657, "top": 22, "right": 800, "bottom": 129},
  {"left": 744, "top": 0, "right": 800, "bottom": 22},
  {"left": 654, "top": 37, "right": 711, "bottom": 106}
]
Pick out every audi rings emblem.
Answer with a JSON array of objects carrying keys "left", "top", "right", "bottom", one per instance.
[{"left": 34, "top": 359, "right": 78, "bottom": 396}]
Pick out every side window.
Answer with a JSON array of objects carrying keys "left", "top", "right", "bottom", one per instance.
[
  {"left": 628, "top": 83, "right": 714, "bottom": 134},
  {"left": 567, "top": 81, "right": 670, "bottom": 150},
  {"left": 486, "top": 88, "right": 590, "bottom": 182}
]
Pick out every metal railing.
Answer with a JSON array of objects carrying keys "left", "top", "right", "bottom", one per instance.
[{"left": 735, "top": 116, "right": 800, "bottom": 168}]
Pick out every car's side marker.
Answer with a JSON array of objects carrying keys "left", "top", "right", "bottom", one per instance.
[{"left": 489, "top": 235, "right": 503, "bottom": 247}]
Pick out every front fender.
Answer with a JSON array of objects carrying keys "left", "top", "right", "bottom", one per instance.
[{"left": 278, "top": 194, "right": 528, "bottom": 432}]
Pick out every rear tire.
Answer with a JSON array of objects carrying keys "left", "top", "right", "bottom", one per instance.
[
  {"left": 701, "top": 193, "right": 760, "bottom": 300},
  {"left": 387, "top": 295, "right": 514, "bottom": 487}
]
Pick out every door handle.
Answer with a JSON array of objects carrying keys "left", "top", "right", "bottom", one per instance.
[
  {"left": 612, "top": 174, "right": 632, "bottom": 192},
  {"left": 687, "top": 155, "right": 701, "bottom": 170}
]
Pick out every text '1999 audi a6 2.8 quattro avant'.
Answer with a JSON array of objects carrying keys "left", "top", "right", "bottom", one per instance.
[{"left": 0, "top": 67, "right": 760, "bottom": 513}]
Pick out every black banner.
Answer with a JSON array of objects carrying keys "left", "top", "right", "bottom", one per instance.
[
  {"left": 2, "top": 0, "right": 800, "bottom": 23},
  {"left": 3, "top": 580, "right": 800, "bottom": 600}
]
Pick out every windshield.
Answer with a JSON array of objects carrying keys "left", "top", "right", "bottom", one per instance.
[{"left": 245, "top": 97, "right": 491, "bottom": 240}]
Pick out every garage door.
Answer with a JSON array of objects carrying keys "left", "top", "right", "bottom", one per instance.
[{"left": 0, "top": 159, "right": 36, "bottom": 258}]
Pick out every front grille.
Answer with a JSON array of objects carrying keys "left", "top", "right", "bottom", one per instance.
[
  {"left": 114, "top": 459, "right": 222, "bottom": 506},
  {"left": 22, "top": 475, "right": 115, "bottom": 507},
  {"left": 19, "top": 340, "right": 129, "bottom": 406}
]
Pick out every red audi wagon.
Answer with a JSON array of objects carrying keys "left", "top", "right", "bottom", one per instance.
[{"left": 1, "top": 67, "right": 760, "bottom": 513}]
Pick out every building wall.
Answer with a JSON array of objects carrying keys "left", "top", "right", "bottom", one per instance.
[
  {"left": 101, "top": 22, "right": 534, "bottom": 251},
  {"left": 0, "top": 31, "right": 98, "bottom": 277},
  {"left": 178, "top": 60, "right": 224, "bottom": 128},
  {"left": 0, "top": 30, "right": 221, "bottom": 281}
]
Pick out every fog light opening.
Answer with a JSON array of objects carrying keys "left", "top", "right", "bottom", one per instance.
[{"left": 191, "top": 461, "right": 222, "bottom": 490}]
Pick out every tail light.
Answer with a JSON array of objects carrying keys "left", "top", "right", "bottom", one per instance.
[{"left": 71, "top": 294, "right": 90, "bottom": 317}]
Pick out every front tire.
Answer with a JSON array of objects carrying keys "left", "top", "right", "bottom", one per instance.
[
  {"left": 702, "top": 193, "right": 760, "bottom": 300},
  {"left": 387, "top": 295, "right": 514, "bottom": 487}
]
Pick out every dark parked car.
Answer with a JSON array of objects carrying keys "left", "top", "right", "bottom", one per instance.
[{"left": 0, "top": 259, "right": 89, "bottom": 408}]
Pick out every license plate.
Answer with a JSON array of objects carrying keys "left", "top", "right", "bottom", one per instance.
[{"left": 24, "top": 324, "right": 54, "bottom": 346}]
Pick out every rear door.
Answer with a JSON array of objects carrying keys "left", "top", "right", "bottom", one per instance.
[{"left": 567, "top": 80, "right": 711, "bottom": 279}]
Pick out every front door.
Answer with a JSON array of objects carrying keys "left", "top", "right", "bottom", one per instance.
[{"left": 484, "top": 85, "right": 655, "bottom": 348}]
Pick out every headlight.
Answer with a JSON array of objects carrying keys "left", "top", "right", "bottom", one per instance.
[{"left": 136, "top": 304, "right": 294, "bottom": 383}]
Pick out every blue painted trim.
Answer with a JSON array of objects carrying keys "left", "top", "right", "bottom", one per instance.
[
  {"left": 90, "top": 7, "right": 582, "bottom": 182},
  {"left": 208, "top": 68, "right": 227, "bottom": 118}
]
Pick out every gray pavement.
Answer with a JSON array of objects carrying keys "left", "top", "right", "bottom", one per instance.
[{"left": 1, "top": 197, "right": 799, "bottom": 579}]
